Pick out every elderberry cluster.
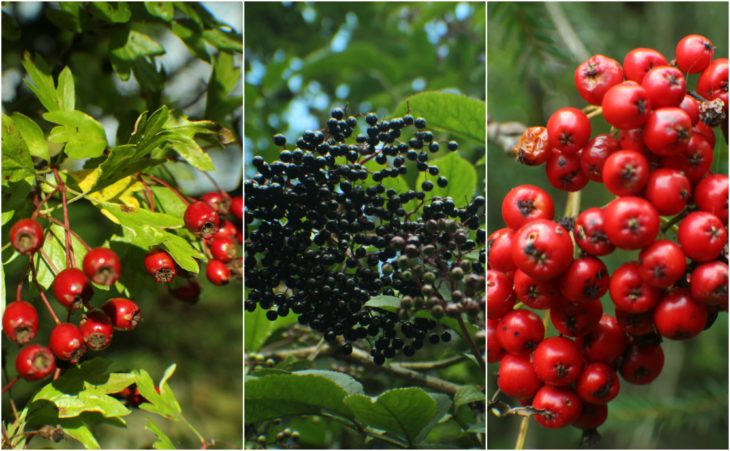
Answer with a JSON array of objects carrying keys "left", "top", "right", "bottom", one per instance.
[{"left": 245, "top": 107, "right": 485, "bottom": 364}]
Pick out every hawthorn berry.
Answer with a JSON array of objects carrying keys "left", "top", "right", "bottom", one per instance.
[
  {"left": 49, "top": 323, "right": 86, "bottom": 363},
  {"left": 641, "top": 65, "right": 686, "bottom": 108},
  {"left": 513, "top": 126, "right": 550, "bottom": 166},
  {"left": 546, "top": 107, "right": 592, "bottom": 154},
  {"left": 601, "top": 81, "right": 651, "bottom": 130},
  {"left": 487, "top": 228, "right": 516, "bottom": 272},
  {"left": 83, "top": 247, "right": 121, "bottom": 286},
  {"left": 643, "top": 107, "right": 692, "bottom": 156},
  {"left": 574, "top": 54, "right": 623, "bottom": 105},
  {"left": 694, "top": 174, "right": 728, "bottom": 223},
  {"left": 487, "top": 270, "right": 515, "bottom": 319},
  {"left": 229, "top": 196, "right": 243, "bottom": 222},
  {"left": 533, "top": 336, "right": 584, "bottom": 386},
  {"left": 643, "top": 168, "right": 691, "bottom": 216},
  {"left": 511, "top": 219, "right": 573, "bottom": 281},
  {"left": 603, "top": 196, "right": 659, "bottom": 250},
  {"left": 637, "top": 240, "right": 687, "bottom": 288},
  {"left": 545, "top": 150, "right": 589, "bottom": 192},
  {"left": 52, "top": 268, "right": 93, "bottom": 309},
  {"left": 579, "top": 134, "right": 619, "bottom": 182},
  {"left": 487, "top": 319, "right": 506, "bottom": 363},
  {"left": 576, "top": 362, "right": 620, "bottom": 405},
  {"left": 512, "top": 269, "right": 561, "bottom": 310},
  {"left": 697, "top": 58, "right": 728, "bottom": 108},
  {"left": 496, "top": 309, "right": 545, "bottom": 355},
  {"left": 15, "top": 344, "right": 56, "bottom": 381},
  {"left": 209, "top": 234, "right": 237, "bottom": 263},
  {"left": 654, "top": 289, "right": 708, "bottom": 340},
  {"left": 677, "top": 211, "right": 726, "bottom": 262},
  {"left": 679, "top": 94, "right": 701, "bottom": 125},
  {"left": 200, "top": 192, "right": 231, "bottom": 214},
  {"left": 559, "top": 257, "right": 609, "bottom": 303},
  {"left": 80, "top": 310, "right": 114, "bottom": 351},
  {"left": 576, "top": 314, "right": 628, "bottom": 365},
  {"left": 497, "top": 354, "right": 543, "bottom": 400},
  {"left": 574, "top": 207, "right": 615, "bottom": 256},
  {"left": 620, "top": 343, "right": 664, "bottom": 385},
  {"left": 2, "top": 301, "right": 38, "bottom": 344},
  {"left": 206, "top": 259, "right": 230, "bottom": 286},
  {"left": 622, "top": 47, "right": 668, "bottom": 83},
  {"left": 184, "top": 201, "right": 220, "bottom": 239},
  {"left": 573, "top": 403, "right": 608, "bottom": 431},
  {"left": 690, "top": 261, "right": 728, "bottom": 309},
  {"left": 550, "top": 298, "right": 603, "bottom": 337},
  {"left": 676, "top": 34, "right": 714, "bottom": 74},
  {"left": 9, "top": 218, "right": 44, "bottom": 255},
  {"left": 144, "top": 250, "right": 176, "bottom": 283},
  {"left": 531, "top": 385, "right": 583, "bottom": 429},
  {"left": 168, "top": 278, "right": 202, "bottom": 304},
  {"left": 609, "top": 261, "right": 661, "bottom": 314},
  {"left": 602, "top": 149, "right": 650, "bottom": 196},
  {"left": 102, "top": 298, "right": 141, "bottom": 331},
  {"left": 501, "top": 184, "right": 555, "bottom": 230}
]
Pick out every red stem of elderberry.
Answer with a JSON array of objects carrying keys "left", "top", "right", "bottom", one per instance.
[{"left": 146, "top": 175, "right": 191, "bottom": 206}]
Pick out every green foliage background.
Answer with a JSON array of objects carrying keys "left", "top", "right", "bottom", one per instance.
[{"left": 487, "top": 2, "right": 729, "bottom": 449}]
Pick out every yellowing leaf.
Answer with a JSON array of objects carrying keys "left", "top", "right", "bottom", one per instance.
[{"left": 69, "top": 170, "right": 144, "bottom": 224}]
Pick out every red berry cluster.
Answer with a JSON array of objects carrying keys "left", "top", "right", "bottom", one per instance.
[{"left": 489, "top": 35, "right": 728, "bottom": 433}]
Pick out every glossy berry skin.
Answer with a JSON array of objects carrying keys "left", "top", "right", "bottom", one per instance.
[
  {"left": 209, "top": 234, "right": 237, "bottom": 263},
  {"left": 641, "top": 65, "right": 686, "bottom": 108},
  {"left": 2, "top": 301, "right": 38, "bottom": 344},
  {"left": 573, "top": 403, "right": 608, "bottom": 430},
  {"left": 545, "top": 151, "right": 588, "bottom": 192},
  {"left": 601, "top": 81, "right": 651, "bottom": 130},
  {"left": 619, "top": 128, "right": 645, "bottom": 151},
  {"left": 603, "top": 196, "right": 659, "bottom": 250},
  {"left": 574, "top": 54, "right": 623, "bottom": 105},
  {"left": 487, "top": 270, "right": 515, "bottom": 319},
  {"left": 546, "top": 107, "right": 591, "bottom": 154},
  {"left": 200, "top": 192, "right": 230, "bottom": 214},
  {"left": 576, "top": 363, "right": 620, "bottom": 405},
  {"left": 676, "top": 34, "right": 714, "bottom": 74},
  {"left": 532, "top": 385, "right": 583, "bottom": 428},
  {"left": 610, "top": 262, "right": 661, "bottom": 314},
  {"left": 16, "top": 344, "right": 56, "bottom": 381},
  {"left": 533, "top": 336, "right": 584, "bottom": 386},
  {"left": 501, "top": 184, "right": 554, "bottom": 230},
  {"left": 559, "top": 257, "right": 609, "bottom": 303},
  {"left": 80, "top": 310, "right": 114, "bottom": 351},
  {"left": 602, "top": 150, "right": 650, "bottom": 196},
  {"left": 638, "top": 240, "right": 686, "bottom": 288},
  {"left": 690, "top": 261, "right": 728, "bottom": 309},
  {"left": 579, "top": 134, "right": 620, "bottom": 182},
  {"left": 644, "top": 168, "right": 691, "bottom": 216},
  {"left": 620, "top": 343, "right": 664, "bottom": 385},
  {"left": 513, "top": 269, "right": 560, "bottom": 310},
  {"left": 49, "top": 323, "right": 86, "bottom": 363},
  {"left": 622, "top": 47, "right": 668, "bottom": 82},
  {"left": 102, "top": 298, "right": 141, "bottom": 331},
  {"left": 694, "top": 174, "right": 728, "bottom": 223},
  {"left": 677, "top": 211, "right": 727, "bottom": 262},
  {"left": 9, "top": 218, "right": 44, "bottom": 255},
  {"left": 144, "top": 250, "right": 176, "bottom": 283},
  {"left": 679, "top": 94, "right": 701, "bottom": 125},
  {"left": 496, "top": 309, "right": 545, "bottom": 355},
  {"left": 642, "top": 107, "right": 692, "bottom": 156},
  {"left": 206, "top": 259, "right": 230, "bottom": 286},
  {"left": 663, "top": 134, "right": 714, "bottom": 183},
  {"left": 184, "top": 201, "right": 220, "bottom": 239},
  {"left": 229, "top": 196, "right": 243, "bottom": 222},
  {"left": 83, "top": 247, "right": 121, "bottom": 286},
  {"left": 216, "top": 220, "right": 239, "bottom": 240},
  {"left": 511, "top": 219, "right": 573, "bottom": 281},
  {"left": 487, "top": 319, "right": 506, "bottom": 363},
  {"left": 615, "top": 309, "right": 656, "bottom": 336},
  {"left": 697, "top": 58, "right": 729, "bottom": 108},
  {"left": 654, "top": 289, "right": 708, "bottom": 340},
  {"left": 576, "top": 314, "right": 628, "bottom": 365},
  {"left": 487, "top": 228, "right": 516, "bottom": 272},
  {"left": 52, "top": 268, "right": 93, "bottom": 309},
  {"left": 574, "top": 208, "right": 615, "bottom": 256},
  {"left": 498, "top": 354, "right": 543, "bottom": 400},
  {"left": 550, "top": 298, "right": 603, "bottom": 337}
]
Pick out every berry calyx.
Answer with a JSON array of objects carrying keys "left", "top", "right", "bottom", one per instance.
[
  {"left": 52, "top": 268, "right": 93, "bottom": 310},
  {"left": 144, "top": 249, "right": 176, "bottom": 283},
  {"left": 102, "top": 298, "right": 141, "bottom": 331},
  {"left": 2, "top": 301, "right": 39, "bottom": 344},
  {"left": 15, "top": 344, "right": 56, "bottom": 381},
  {"left": 80, "top": 310, "right": 114, "bottom": 351},
  {"left": 49, "top": 323, "right": 86, "bottom": 363},
  {"left": 83, "top": 247, "right": 121, "bottom": 286},
  {"left": 9, "top": 218, "right": 44, "bottom": 255},
  {"left": 184, "top": 201, "right": 220, "bottom": 239}
]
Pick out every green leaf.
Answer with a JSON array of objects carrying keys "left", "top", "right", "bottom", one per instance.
[
  {"left": 161, "top": 234, "right": 202, "bottom": 273},
  {"left": 46, "top": 2, "right": 83, "bottom": 33},
  {"left": 206, "top": 52, "right": 242, "bottom": 123},
  {"left": 245, "top": 372, "right": 356, "bottom": 423},
  {"left": 295, "top": 370, "right": 364, "bottom": 395},
  {"left": 413, "top": 392, "right": 452, "bottom": 444},
  {"left": 2, "top": 11, "right": 20, "bottom": 41},
  {"left": 89, "top": 2, "right": 131, "bottom": 23},
  {"left": 94, "top": 145, "right": 166, "bottom": 192},
  {"left": 11, "top": 113, "right": 49, "bottom": 161},
  {"left": 245, "top": 306, "right": 297, "bottom": 352},
  {"left": 393, "top": 92, "right": 485, "bottom": 144},
  {"left": 171, "top": 20, "right": 210, "bottom": 62},
  {"left": 145, "top": 2, "right": 175, "bottom": 22},
  {"left": 166, "top": 134, "right": 215, "bottom": 171},
  {"left": 44, "top": 110, "right": 107, "bottom": 159},
  {"left": 415, "top": 152, "right": 476, "bottom": 207},
  {"left": 1, "top": 114, "right": 34, "bottom": 182},
  {"left": 203, "top": 27, "right": 243, "bottom": 53},
  {"left": 453, "top": 385, "right": 485, "bottom": 410},
  {"left": 149, "top": 185, "right": 187, "bottom": 218},
  {"left": 62, "top": 421, "right": 101, "bottom": 449},
  {"left": 146, "top": 419, "right": 176, "bottom": 449},
  {"left": 110, "top": 29, "right": 165, "bottom": 81},
  {"left": 343, "top": 388, "right": 437, "bottom": 445},
  {"left": 102, "top": 203, "right": 183, "bottom": 229},
  {"left": 21, "top": 53, "right": 60, "bottom": 112},
  {"left": 364, "top": 295, "right": 400, "bottom": 311},
  {"left": 35, "top": 224, "right": 88, "bottom": 289}
]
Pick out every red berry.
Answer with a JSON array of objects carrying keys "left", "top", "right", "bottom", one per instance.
[
  {"left": 609, "top": 262, "right": 661, "bottom": 314},
  {"left": 512, "top": 219, "right": 573, "bottom": 281},
  {"left": 641, "top": 65, "right": 686, "bottom": 108},
  {"left": 487, "top": 270, "right": 515, "bottom": 319},
  {"left": 574, "top": 208, "right": 615, "bottom": 256},
  {"left": 676, "top": 34, "right": 714, "bottom": 74},
  {"left": 496, "top": 309, "right": 545, "bottom": 355},
  {"left": 513, "top": 269, "right": 560, "bottom": 310},
  {"left": 498, "top": 354, "right": 543, "bottom": 400},
  {"left": 9, "top": 218, "right": 44, "bottom": 255},
  {"left": 102, "top": 298, "right": 141, "bottom": 331},
  {"left": 576, "top": 314, "right": 628, "bottom": 365},
  {"left": 638, "top": 240, "right": 687, "bottom": 288},
  {"left": 603, "top": 196, "right": 659, "bottom": 250},
  {"left": 487, "top": 228, "right": 516, "bottom": 272},
  {"left": 532, "top": 385, "right": 582, "bottom": 428},
  {"left": 619, "top": 128, "right": 645, "bottom": 151},
  {"left": 216, "top": 220, "right": 239, "bottom": 240},
  {"left": 654, "top": 289, "right": 708, "bottom": 340},
  {"left": 602, "top": 149, "right": 650, "bottom": 196},
  {"left": 601, "top": 81, "right": 651, "bottom": 130},
  {"left": 694, "top": 174, "right": 728, "bottom": 223},
  {"left": 622, "top": 47, "right": 668, "bottom": 82},
  {"left": 579, "top": 134, "right": 620, "bottom": 182},
  {"left": 501, "top": 184, "right": 554, "bottom": 230},
  {"left": 533, "top": 336, "right": 584, "bottom": 386},
  {"left": 200, "top": 192, "right": 231, "bottom": 214},
  {"left": 80, "top": 310, "right": 114, "bottom": 351},
  {"left": 546, "top": 107, "right": 592, "bottom": 154},
  {"left": 230, "top": 196, "right": 243, "bottom": 221},
  {"left": 550, "top": 298, "right": 603, "bottom": 337},
  {"left": 574, "top": 54, "right": 623, "bottom": 105},
  {"left": 690, "top": 261, "right": 728, "bottom": 309},
  {"left": 15, "top": 344, "right": 56, "bottom": 381},
  {"left": 52, "top": 268, "right": 93, "bottom": 309},
  {"left": 576, "top": 362, "right": 620, "bottom": 405},
  {"left": 168, "top": 278, "right": 202, "bottom": 304},
  {"left": 642, "top": 107, "right": 692, "bottom": 156},
  {"left": 83, "top": 247, "right": 121, "bottom": 286},
  {"left": 615, "top": 309, "right": 656, "bottom": 336},
  {"left": 663, "top": 134, "right": 713, "bottom": 183},
  {"left": 694, "top": 121, "right": 717, "bottom": 148},
  {"left": 49, "top": 323, "right": 86, "bottom": 363},
  {"left": 643, "top": 168, "right": 691, "bottom": 216},
  {"left": 2, "top": 301, "right": 38, "bottom": 344},
  {"left": 679, "top": 94, "right": 701, "bottom": 125},
  {"left": 620, "top": 343, "right": 664, "bottom": 385},
  {"left": 487, "top": 318, "right": 506, "bottom": 363},
  {"left": 144, "top": 250, "right": 176, "bottom": 283},
  {"left": 697, "top": 58, "right": 729, "bottom": 108},
  {"left": 184, "top": 201, "right": 220, "bottom": 239},
  {"left": 545, "top": 150, "right": 589, "bottom": 192},
  {"left": 559, "top": 257, "right": 609, "bottom": 303},
  {"left": 206, "top": 259, "right": 230, "bottom": 286},
  {"left": 572, "top": 403, "right": 608, "bottom": 430},
  {"left": 677, "top": 211, "right": 727, "bottom": 262},
  {"left": 208, "top": 234, "right": 237, "bottom": 263}
]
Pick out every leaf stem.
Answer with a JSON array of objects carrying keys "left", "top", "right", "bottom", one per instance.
[{"left": 457, "top": 314, "right": 485, "bottom": 371}]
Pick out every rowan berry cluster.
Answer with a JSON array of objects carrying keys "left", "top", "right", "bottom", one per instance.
[
  {"left": 245, "top": 107, "right": 485, "bottom": 364},
  {"left": 489, "top": 34, "right": 728, "bottom": 435}
]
